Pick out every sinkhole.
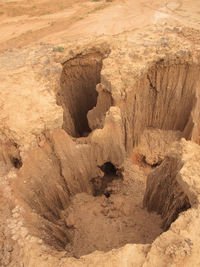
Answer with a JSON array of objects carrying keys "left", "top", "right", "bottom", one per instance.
[
  {"left": 13, "top": 58, "right": 198, "bottom": 259},
  {"left": 15, "top": 154, "right": 191, "bottom": 258}
]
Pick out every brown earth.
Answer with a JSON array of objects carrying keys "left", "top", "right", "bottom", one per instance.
[{"left": 1, "top": 0, "right": 200, "bottom": 267}]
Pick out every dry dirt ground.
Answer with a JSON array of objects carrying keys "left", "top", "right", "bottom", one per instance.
[{"left": 0, "top": 0, "right": 200, "bottom": 51}]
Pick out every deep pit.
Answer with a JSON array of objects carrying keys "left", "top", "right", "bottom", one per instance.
[
  {"left": 13, "top": 141, "right": 192, "bottom": 258},
  {"left": 12, "top": 58, "right": 197, "bottom": 259},
  {"left": 15, "top": 155, "right": 164, "bottom": 258},
  {"left": 57, "top": 52, "right": 105, "bottom": 137}
]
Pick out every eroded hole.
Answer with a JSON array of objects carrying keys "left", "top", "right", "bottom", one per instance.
[
  {"left": 61, "top": 161, "right": 164, "bottom": 258},
  {"left": 15, "top": 141, "right": 193, "bottom": 259},
  {"left": 16, "top": 155, "right": 168, "bottom": 258},
  {"left": 57, "top": 52, "right": 104, "bottom": 137}
]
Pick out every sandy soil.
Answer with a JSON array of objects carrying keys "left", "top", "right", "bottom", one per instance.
[{"left": 0, "top": 0, "right": 200, "bottom": 52}]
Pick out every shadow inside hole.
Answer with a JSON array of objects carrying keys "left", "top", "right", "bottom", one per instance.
[
  {"left": 11, "top": 157, "right": 22, "bottom": 169},
  {"left": 91, "top": 162, "right": 123, "bottom": 197}
]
